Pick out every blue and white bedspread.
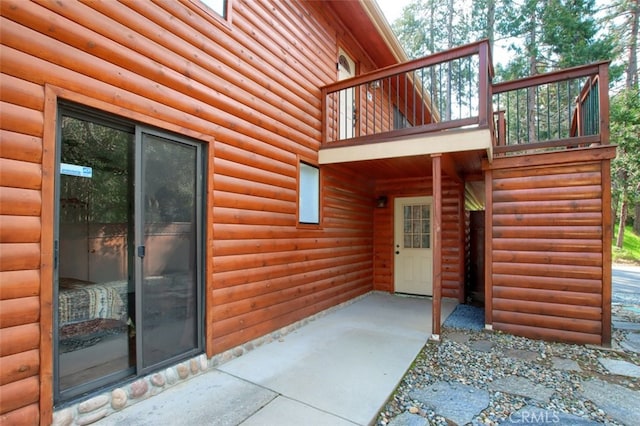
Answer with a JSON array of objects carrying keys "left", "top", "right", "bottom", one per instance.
[{"left": 58, "top": 279, "right": 128, "bottom": 326}]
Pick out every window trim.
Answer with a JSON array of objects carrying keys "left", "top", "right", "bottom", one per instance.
[
  {"left": 297, "top": 157, "right": 322, "bottom": 228},
  {"left": 192, "top": 0, "right": 232, "bottom": 24}
]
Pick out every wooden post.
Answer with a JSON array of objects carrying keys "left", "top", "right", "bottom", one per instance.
[
  {"left": 484, "top": 168, "right": 493, "bottom": 329},
  {"left": 478, "top": 41, "right": 489, "bottom": 127},
  {"left": 431, "top": 154, "right": 442, "bottom": 340},
  {"left": 601, "top": 159, "right": 612, "bottom": 346},
  {"left": 598, "top": 64, "right": 610, "bottom": 145},
  {"left": 458, "top": 181, "right": 466, "bottom": 303}
]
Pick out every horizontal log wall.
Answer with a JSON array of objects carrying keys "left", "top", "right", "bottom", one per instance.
[
  {"left": 0, "top": 58, "right": 44, "bottom": 425},
  {"left": 0, "top": 0, "right": 380, "bottom": 422},
  {"left": 373, "top": 176, "right": 464, "bottom": 299},
  {"left": 488, "top": 151, "right": 612, "bottom": 345}
]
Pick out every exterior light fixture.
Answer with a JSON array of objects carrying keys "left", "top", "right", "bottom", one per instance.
[{"left": 376, "top": 195, "right": 388, "bottom": 208}]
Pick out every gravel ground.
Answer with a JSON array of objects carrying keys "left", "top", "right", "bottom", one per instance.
[{"left": 376, "top": 305, "right": 640, "bottom": 426}]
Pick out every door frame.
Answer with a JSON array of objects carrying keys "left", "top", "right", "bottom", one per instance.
[
  {"left": 393, "top": 195, "right": 433, "bottom": 296},
  {"left": 52, "top": 102, "right": 205, "bottom": 403}
]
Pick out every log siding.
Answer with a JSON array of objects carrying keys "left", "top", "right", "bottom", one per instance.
[
  {"left": 486, "top": 147, "right": 616, "bottom": 345},
  {"left": 0, "top": 1, "right": 380, "bottom": 422},
  {"left": 373, "top": 176, "right": 465, "bottom": 299},
  {"left": 0, "top": 0, "right": 615, "bottom": 423}
]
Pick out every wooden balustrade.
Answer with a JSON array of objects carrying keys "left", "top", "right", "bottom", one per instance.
[
  {"left": 322, "top": 41, "right": 608, "bottom": 158},
  {"left": 321, "top": 40, "right": 494, "bottom": 145}
]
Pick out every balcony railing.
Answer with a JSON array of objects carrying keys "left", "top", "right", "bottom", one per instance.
[
  {"left": 321, "top": 40, "right": 608, "bottom": 155},
  {"left": 492, "top": 62, "right": 609, "bottom": 154},
  {"left": 321, "top": 40, "right": 494, "bottom": 145}
]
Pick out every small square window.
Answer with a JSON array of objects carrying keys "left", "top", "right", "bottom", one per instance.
[
  {"left": 200, "top": 0, "right": 227, "bottom": 18},
  {"left": 299, "top": 162, "right": 320, "bottom": 225}
]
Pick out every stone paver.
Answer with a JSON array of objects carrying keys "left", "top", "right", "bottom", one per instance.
[
  {"left": 551, "top": 356, "right": 581, "bottom": 372},
  {"left": 489, "top": 376, "right": 554, "bottom": 403},
  {"left": 621, "top": 332, "right": 640, "bottom": 353},
  {"left": 598, "top": 357, "right": 640, "bottom": 378},
  {"left": 613, "top": 320, "right": 640, "bottom": 331},
  {"left": 469, "top": 339, "right": 493, "bottom": 353},
  {"left": 388, "top": 412, "right": 428, "bottom": 426},
  {"left": 501, "top": 405, "right": 600, "bottom": 425},
  {"left": 504, "top": 348, "right": 539, "bottom": 361},
  {"left": 409, "top": 381, "right": 489, "bottom": 425},
  {"left": 447, "top": 331, "right": 470, "bottom": 344},
  {"left": 581, "top": 378, "right": 640, "bottom": 426}
]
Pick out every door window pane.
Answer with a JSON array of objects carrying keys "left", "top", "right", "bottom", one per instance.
[
  {"left": 402, "top": 203, "right": 431, "bottom": 248},
  {"left": 57, "top": 115, "right": 135, "bottom": 396}
]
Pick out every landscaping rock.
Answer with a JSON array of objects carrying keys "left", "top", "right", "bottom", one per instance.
[{"left": 409, "top": 381, "right": 489, "bottom": 425}]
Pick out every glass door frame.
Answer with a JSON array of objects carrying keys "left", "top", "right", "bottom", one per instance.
[
  {"left": 53, "top": 103, "right": 205, "bottom": 404},
  {"left": 134, "top": 126, "right": 205, "bottom": 375}
]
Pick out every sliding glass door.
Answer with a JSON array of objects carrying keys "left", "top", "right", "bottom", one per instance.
[
  {"left": 138, "top": 131, "right": 202, "bottom": 371},
  {"left": 55, "top": 105, "right": 204, "bottom": 403}
]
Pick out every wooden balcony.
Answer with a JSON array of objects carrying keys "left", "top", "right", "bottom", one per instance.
[{"left": 319, "top": 39, "right": 609, "bottom": 179}]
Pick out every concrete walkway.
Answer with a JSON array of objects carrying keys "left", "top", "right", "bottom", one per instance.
[
  {"left": 612, "top": 264, "right": 640, "bottom": 305},
  {"left": 94, "top": 293, "right": 458, "bottom": 426}
]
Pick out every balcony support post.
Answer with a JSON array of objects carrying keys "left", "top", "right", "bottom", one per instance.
[{"left": 431, "top": 153, "right": 442, "bottom": 341}]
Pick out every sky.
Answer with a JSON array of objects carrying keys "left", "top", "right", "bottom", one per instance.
[
  {"left": 374, "top": 0, "right": 612, "bottom": 67},
  {"left": 376, "top": 0, "right": 411, "bottom": 24},
  {"left": 375, "top": 0, "right": 513, "bottom": 65}
]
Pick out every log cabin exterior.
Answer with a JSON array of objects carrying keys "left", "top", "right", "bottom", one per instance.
[{"left": 0, "top": 0, "right": 614, "bottom": 424}]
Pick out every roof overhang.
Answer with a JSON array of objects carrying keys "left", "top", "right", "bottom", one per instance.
[{"left": 325, "top": 0, "right": 407, "bottom": 68}]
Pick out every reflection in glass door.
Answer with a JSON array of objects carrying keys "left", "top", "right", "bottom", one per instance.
[
  {"left": 56, "top": 113, "right": 135, "bottom": 398},
  {"left": 55, "top": 106, "right": 203, "bottom": 403},
  {"left": 138, "top": 131, "right": 201, "bottom": 370}
]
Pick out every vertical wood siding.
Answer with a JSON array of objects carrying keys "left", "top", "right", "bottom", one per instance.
[
  {"left": 373, "top": 176, "right": 464, "bottom": 299},
  {"left": 488, "top": 155, "right": 610, "bottom": 345},
  {"left": 0, "top": 0, "right": 379, "bottom": 422}
]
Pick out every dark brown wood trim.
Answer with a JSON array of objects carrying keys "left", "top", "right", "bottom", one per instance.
[
  {"left": 457, "top": 183, "right": 465, "bottom": 303},
  {"left": 598, "top": 64, "right": 610, "bottom": 145},
  {"left": 206, "top": 141, "right": 216, "bottom": 358},
  {"left": 478, "top": 42, "right": 489, "bottom": 127},
  {"left": 493, "top": 136, "right": 601, "bottom": 155},
  {"left": 40, "top": 85, "right": 57, "bottom": 426},
  {"left": 601, "top": 158, "right": 612, "bottom": 346},
  {"left": 492, "top": 61, "right": 609, "bottom": 94},
  {"left": 323, "top": 40, "right": 486, "bottom": 94},
  {"left": 486, "top": 145, "right": 617, "bottom": 170},
  {"left": 431, "top": 154, "right": 442, "bottom": 337},
  {"left": 484, "top": 168, "right": 493, "bottom": 326}
]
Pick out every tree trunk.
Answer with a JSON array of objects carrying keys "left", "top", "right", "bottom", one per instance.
[
  {"left": 446, "top": 0, "right": 453, "bottom": 121},
  {"left": 626, "top": 0, "right": 639, "bottom": 89},
  {"left": 527, "top": 2, "right": 538, "bottom": 143},
  {"left": 617, "top": 196, "right": 628, "bottom": 248},
  {"left": 635, "top": 202, "right": 640, "bottom": 234},
  {"left": 487, "top": 0, "right": 495, "bottom": 52}
]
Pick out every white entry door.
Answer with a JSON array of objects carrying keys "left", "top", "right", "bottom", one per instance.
[{"left": 394, "top": 196, "right": 433, "bottom": 296}]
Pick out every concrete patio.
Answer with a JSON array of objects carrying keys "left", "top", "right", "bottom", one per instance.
[{"left": 93, "top": 292, "right": 458, "bottom": 425}]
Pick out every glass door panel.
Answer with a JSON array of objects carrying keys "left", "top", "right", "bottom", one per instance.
[
  {"left": 57, "top": 114, "right": 135, "bottom": 397},
  {"left": 139, "top": 132, "right": 200, "bottom": 370}
]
